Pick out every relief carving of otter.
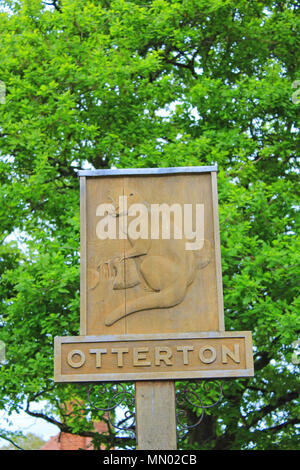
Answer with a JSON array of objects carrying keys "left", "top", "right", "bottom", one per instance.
[{"left": 98, "top": 189, "right": 211, "bottom": 327}]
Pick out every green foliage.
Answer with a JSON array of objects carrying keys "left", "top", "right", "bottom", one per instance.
[
  {"left": 0, "top": 432, "right": 46, "bottom": 450},
  {"left": 0, "top": 0, "right": 299, "bottom": 450}
]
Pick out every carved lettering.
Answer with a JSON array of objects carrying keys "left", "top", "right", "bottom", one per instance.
[
  {"left": 89, "top": 348, "right": 107, "bottom": 367},
  {"left": 176, "top": 345, "right": 194, "bottom": 365},
  {"left": 111, "top": 348, "right": 129, "bottom": 367},
  {"left": 155, "top": 346, "right": 173, "bottom": 366},
  {"left": 133, "top": 347, "right": 151, "bottom": 367},
  {"left": 67, "top": 349, "right": 86, "bottom": 368},
  {"left": 221, "top": 344, "right": 240, "bottom": 364},
  {"left": 59, "top": 338, "right": 249, "bottom": 378},
  {"left": 198, "top": 346, "right": 217, "bottom": 364}
]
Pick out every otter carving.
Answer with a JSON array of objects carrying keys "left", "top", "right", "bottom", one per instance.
[{"left": 96, "top": 189, "right": 211, "bottom": 326}]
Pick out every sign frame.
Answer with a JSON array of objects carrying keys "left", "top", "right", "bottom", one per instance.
[{"left": 78, "top": 165, "right": 225, "bottom": 336}]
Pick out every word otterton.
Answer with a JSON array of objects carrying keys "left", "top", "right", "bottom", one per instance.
[{"left": 54, "top": 332, "right": 254, "bottom": 382}]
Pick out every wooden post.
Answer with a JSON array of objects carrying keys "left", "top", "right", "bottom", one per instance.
[{"left": 135, "top": 380, "right": 177, "bottom": 450}]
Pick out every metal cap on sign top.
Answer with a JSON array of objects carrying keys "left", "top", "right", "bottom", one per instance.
[{"left": 77, "top": 165, "right": 218, "bottom": 177}]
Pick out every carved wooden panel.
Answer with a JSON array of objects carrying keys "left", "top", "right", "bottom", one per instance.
[{"left": 80, "top": 169, "right": 224, "bottom": 336}]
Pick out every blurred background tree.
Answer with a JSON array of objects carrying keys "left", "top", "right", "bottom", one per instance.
[
  {"left": 0, "top": 432, "right": 45, "bottom": 450},
  {"left": 0, "top": 0, "right": 299, "bottom": 449}
]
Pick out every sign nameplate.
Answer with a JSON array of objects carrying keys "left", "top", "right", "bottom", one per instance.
[{"left": 54, "top": 332, "right": 253, "bottom": 382}]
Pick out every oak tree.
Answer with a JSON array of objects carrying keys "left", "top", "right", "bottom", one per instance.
[{"left": 0, "top": 0, "right": 299, "bottom": 449}]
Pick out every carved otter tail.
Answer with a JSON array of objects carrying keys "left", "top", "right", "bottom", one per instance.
[{"left": 105, "top": 283, "right": 186, "bottom": 327}]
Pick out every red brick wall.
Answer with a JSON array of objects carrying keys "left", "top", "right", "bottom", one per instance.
[{"left": 40, "top": 420, "right": 109, "bottom": 450}]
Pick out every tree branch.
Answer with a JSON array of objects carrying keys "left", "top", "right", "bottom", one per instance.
[
  {"left": 24, "top": 400, "right": 134, "bottom": 448},
  {"left": 25, "top": 403, "right": 66, "bottom": 432},
  {"left": 247, "top": 391, "right": 299, "bottom": 429},
  {"left": 259, "top": 418, "right": 300, "bottom": 433},
  {"left": 0, "top": 434, "right": 24, "bottom": 450},
  {"left": 42, "top": 0, "right": 62, "bottom": 12}
]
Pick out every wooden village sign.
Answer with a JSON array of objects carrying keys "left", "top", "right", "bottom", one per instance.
[{"left": 54, "top": 166, "right": 254, "bottom": 449}]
